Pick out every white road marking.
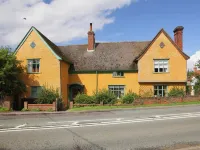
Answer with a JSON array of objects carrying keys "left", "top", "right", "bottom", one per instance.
[
  {"left": 71, "top": 122, "right": 79, "bottom": 125},
  {"left": 15, "top": 123, "right": 27, "bottom": 129},
  {"left": 1, "top": 112, "right": 200, "bottom": 133},
  {"left": 48, "top": 118, "right": 123, "bottom": 124}
]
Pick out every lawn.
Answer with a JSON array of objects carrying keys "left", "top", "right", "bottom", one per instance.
[{"left": 68, "top": 101, "right": 200, "bottom": 112}]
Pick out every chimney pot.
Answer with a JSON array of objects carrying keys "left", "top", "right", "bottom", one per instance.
[
  {"left": 90, "top": 23, "right": 92, "bottom": 31},
  {"left": 173, "top": 26, "right": 184, "bottom": 51}
]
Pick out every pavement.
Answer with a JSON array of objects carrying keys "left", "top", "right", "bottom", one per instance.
[
  {"left": 1, "top": 104, "right": 200, "bottom": 116},
  {"left": 0, "top": 105, "right": 200, "bottom": 150}
]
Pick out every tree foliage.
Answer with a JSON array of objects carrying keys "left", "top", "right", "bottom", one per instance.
[
  {"left": 0, "top": 47, "right": 26, "bottom": 97},
  {"left": 194, "top": 60, "right": 200, "bottom": 95}
]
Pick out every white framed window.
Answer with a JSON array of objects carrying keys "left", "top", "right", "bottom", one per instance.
[
  {"left": 154, "top": 85, "right": 167, "bottom": 97},
  {"left": 154, "top": 59, "right": 169, "bottom": 73},
  {"left": 28, "top": 59, "right": 40, "bottom": 73},
  {"left": 108, "top": 85, "right": 125, "bottom": 98},
  {"left": 112, "top": 71, "right": 124, "bottom": 77}
]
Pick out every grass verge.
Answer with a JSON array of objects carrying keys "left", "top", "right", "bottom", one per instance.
[{"left": 69, "top": 101, "right": 200, "bottom": 112}]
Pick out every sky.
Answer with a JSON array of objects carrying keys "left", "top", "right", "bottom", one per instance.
[{"left": 0, "top": 0, "right": 199, "bottom": 70}]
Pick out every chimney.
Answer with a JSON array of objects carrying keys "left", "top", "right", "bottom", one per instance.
[
  {"left": 173, "top": 26, "right": 184, "bottom": 51},
  {"left": 87, "top": 23, "right": 95, "bottom": 51}
]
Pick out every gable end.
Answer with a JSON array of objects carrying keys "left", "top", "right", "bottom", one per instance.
[
  {"left": 14, "top": 26, "right": 62, "bottom": 60},
  {"left": 135, "top": 29, "right": 190, "bottom": 61}
]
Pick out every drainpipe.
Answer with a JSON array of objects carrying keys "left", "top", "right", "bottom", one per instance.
[{"left": 96, "top": 71, "right": 98, "bottom": 94}]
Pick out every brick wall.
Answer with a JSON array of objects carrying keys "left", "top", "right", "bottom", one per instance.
[
  {"left": 0, "top": 96, "right": 12, "bottom": 110},
  {"left": 24, "top": 101, "right": 56, "bottom": 111},
  {"left": 71, "top": 96, "right": 200, "bottom": 108},
  {"left": 133, "top": 96, "right": 200, "bottom": 105}
]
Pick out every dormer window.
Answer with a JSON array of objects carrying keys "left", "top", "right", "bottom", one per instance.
[{"left": 113, "top": 71, "right": 124, "bottom": 77}]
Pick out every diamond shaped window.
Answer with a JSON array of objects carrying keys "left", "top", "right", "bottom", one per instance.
[{"left": 30, "top": 42, "right": 36, "bottom": 48}]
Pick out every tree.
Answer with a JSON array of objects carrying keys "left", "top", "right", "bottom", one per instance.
[
  {"left": 0, "top": 47, "right": 26, "bottom": 98},
  {"left": 194, "top": 60, "right": 200, "bottom": 95}
]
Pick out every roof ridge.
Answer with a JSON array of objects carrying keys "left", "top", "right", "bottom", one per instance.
[{"left": 58, "top": 40, "right": 151, "bottom": 47}]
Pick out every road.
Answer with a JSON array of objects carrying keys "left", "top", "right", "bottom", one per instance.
[{"left": 0, "top": 105, "right": 200, "bottom": 150}]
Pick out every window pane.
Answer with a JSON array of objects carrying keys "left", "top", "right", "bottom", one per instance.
[
  {"left": 31, "top": 86, "right": 41, "bottom": 98},
  {"left": 159, "top": 68, "right": 164, "bottom": 72},
  {"left": 154, "top": 60, "right": 159, "bottom": 64},
  {"left": 163, "top": 60, "right": 168, "bottom": 64},
  {"left": 28, "top": 60, "right": 32, "bottom": 64},
  {"left": 108, "top": 85, "right": 124, "bottom": 98},
  {"left": 154, "top": 68, "right": 158, "bottom": 72},
  {"left": 28, "top": 64, "right": 32, "bottom": 73},
  {"left": 31, "top": 87, "right": 37, "bottom": 98},
  {"left": 154, "top": 89, "right": 158, "bottom": 96},
  {"left": 27, "top": 59, "right": 40, "bottom": 73},
  {"left": 158, "top": 90, "right": 162, "bottom": 97}
]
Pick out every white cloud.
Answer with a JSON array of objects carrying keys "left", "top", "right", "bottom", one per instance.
[
  {"left": 187, "top": 50, "right": 200, "bottom": 70},
  {"left": 0, "top": 0, "right": 133, "bottom": 46}
]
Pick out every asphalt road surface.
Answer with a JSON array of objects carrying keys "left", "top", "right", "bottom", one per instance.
[{"left": 1, "top": 105, "right": 200, "bottom": 150}]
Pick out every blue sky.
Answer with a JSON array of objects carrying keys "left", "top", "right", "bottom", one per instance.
[
  {"left": 68, "top": 0, "right": 200, "bottom": 57},
  {"left": 0, "top": 0, "right": 199, "bottom": 69}
]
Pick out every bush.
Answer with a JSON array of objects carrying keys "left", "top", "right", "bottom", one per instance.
[
  {"left": 74, "top": 93, "right": 96, "bottom": 104},
  {"left": 0, "top": 107, "right": 9, "bottom": 112},
  {"left": 122, "top": 91, "right": 139, "bottom": 104},
  {"left": 35, "top": 85, "right": 60, "bottom": 104},
  {"left": 194, "top": 75, "right": 200, "bottom": 95},
  {"left": 47, "top": 108, "right": 54, "bottom": 112},
  {"left": 94, "top": 89, "right": 117, "bottom": 104},
  {"left": 21, "top": 108, "right": 29, "bottom": 111},
  {"left": 168, "top": 87, "right": 185, "bottom": 97},
  {"left": 139, "top": 89, "right": 154, "bottom": 98},
  {"left": 30, "top": 108, "right": 40, "bottom": 111}
]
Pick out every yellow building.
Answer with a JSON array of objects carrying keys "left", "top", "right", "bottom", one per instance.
[{"left": 14, "top": 23, "right": 189, "bottom": 107}]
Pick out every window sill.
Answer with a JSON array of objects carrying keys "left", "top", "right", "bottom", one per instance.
[
  {"left": 153, "top": 72, "right": 170, "bottom": 74},
  {"left": 112, "top": 76, "right": 125, "bottom": 78},
  {"left": 27, "top": 72, "right": 41, "bottom": 74}
]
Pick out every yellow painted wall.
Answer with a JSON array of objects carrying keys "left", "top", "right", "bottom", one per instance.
[
  {"left": 138, "top": 32, "right": 187, "bottom": 82},
  {"left": 69, "top": 74, "right": 97, "bottom": 96},
  {"left": 60, "top": 61, "right": 70, "bottom": 105},
  {"left": 69, "top": 73, "right": 140, "bottom": 96},
  {"left": 139, "top": 83, "right": 186, "bottom": 97},
  {"left": 16, "top": 30, "right": 61, "bottom": 98}
]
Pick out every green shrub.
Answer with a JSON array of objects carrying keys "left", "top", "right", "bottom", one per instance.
[
  {"left": 168, "top": 87, "right": 185, "bottom": 97},
  {"left": 35, "top": 85, "right": 60, "bottom": 104},
  {"left": 122, "top": 91, "right": 139, "bottom": 104},
  {"left": 30, "top": 108, "right": 40, "bottom": 111},
  {"left": 139, "top": 89, "right": 154, "bottom": 98},
  {"left": 194, "top": 75, "right": 200, "bottom": 95},
  {"left": 0, "top": 107, "right": 9, "bottom": 112},
  {"left": 21, "top": 108, "right": 29, "bottom": 111},
  {"left": 74, "top": 93, "right": 96, "bottom": 104},
  {"left": 47, "top": 108, "right": 54, "bottom": 112},
  {"left": 94, "top": 89, "right": 117, "bottom": 104}
]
